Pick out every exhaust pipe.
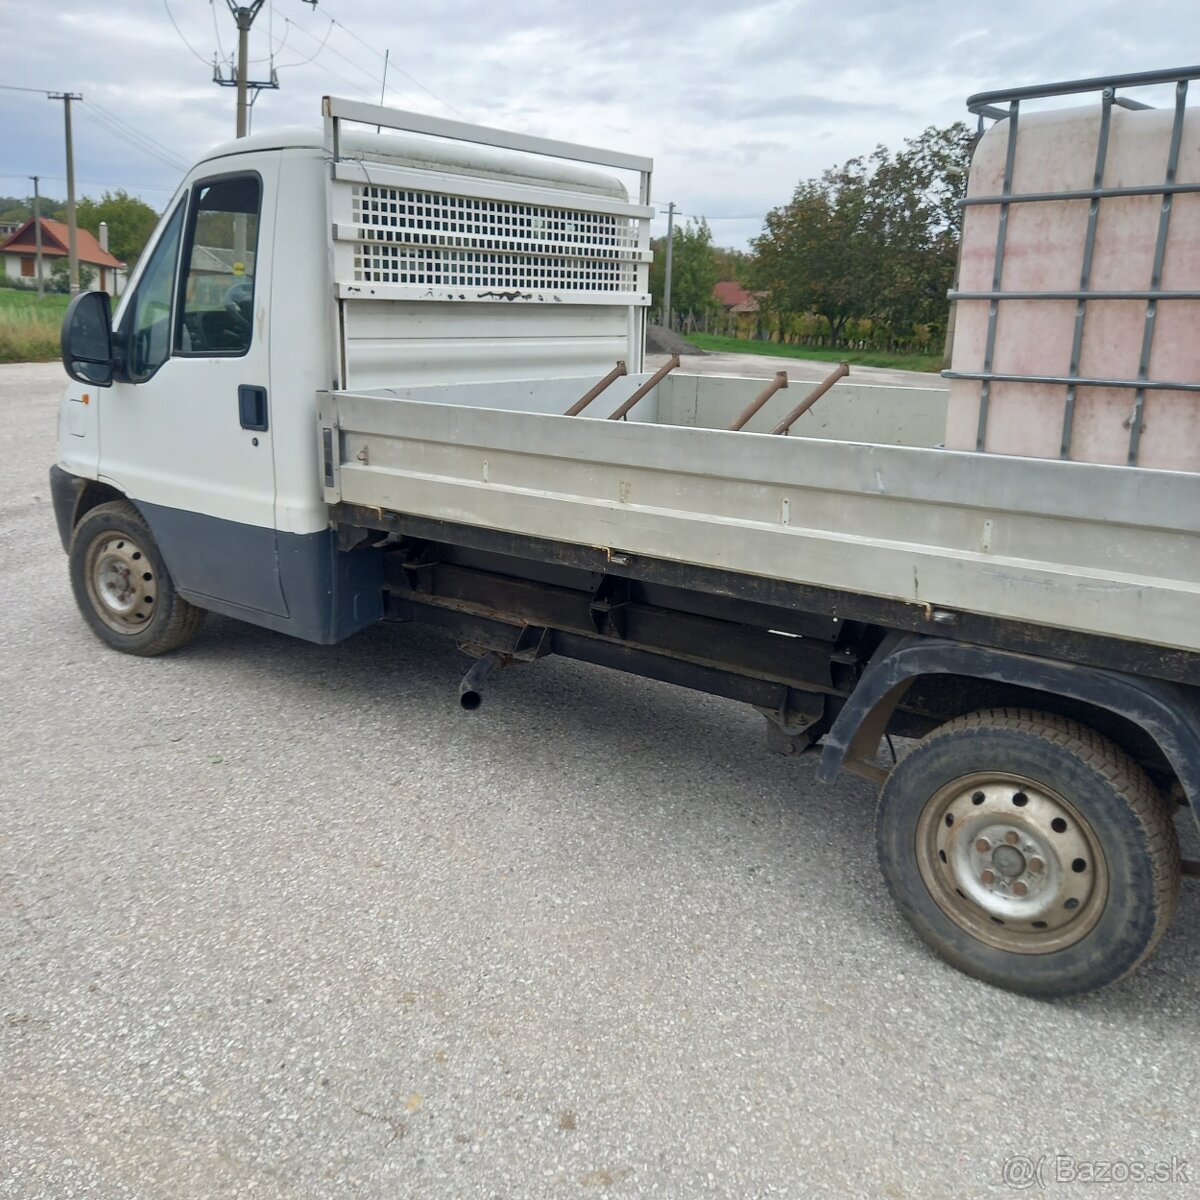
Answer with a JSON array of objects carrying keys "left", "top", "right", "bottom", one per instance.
[{"left": 459, "top": 652, "right": 502, "bottom": 710}]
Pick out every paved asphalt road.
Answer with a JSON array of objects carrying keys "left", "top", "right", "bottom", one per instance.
[{"left": 2, "top": 361, "right": 1197, "bottom": 1199}]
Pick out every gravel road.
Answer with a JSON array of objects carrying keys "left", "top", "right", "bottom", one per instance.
[{"left": 2, "top": 361, "right": 1197, "bottom": 1198}]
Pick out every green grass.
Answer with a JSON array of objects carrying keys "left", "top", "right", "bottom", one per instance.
[
  {"left": 687, "top": 332, "right": 944, "bottom": 374},
  {"left": 0, "top": 287, "right": 71, "bottom": 363}
]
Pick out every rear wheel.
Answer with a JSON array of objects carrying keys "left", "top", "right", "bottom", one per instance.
[
  {"left": 876, "top": 709, "right": 1180, "bottom": 996},
  {"left": 69, "top": 500, "right": 207, "bottom": 655}
]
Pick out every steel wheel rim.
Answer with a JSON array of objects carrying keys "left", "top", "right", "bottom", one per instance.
[
  {"left": 85, "top": 532, "right": 157, "bottom": 634},
  {"left": 915, "top": 772, "right": 1109, "bottom": 954}
]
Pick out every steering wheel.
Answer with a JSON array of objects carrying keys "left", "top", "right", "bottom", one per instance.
[{"left": 222, "top": 281, "right": 253, "bottom": 337}]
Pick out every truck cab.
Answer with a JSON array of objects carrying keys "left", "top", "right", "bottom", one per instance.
[{"left": 54, "top": 110, "right": 651, "bottom": 646}]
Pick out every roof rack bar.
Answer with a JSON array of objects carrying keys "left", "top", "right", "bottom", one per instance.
[
  {"left": 966, "top": 64, "right": 1200, "bottom": 117},
  {"left": 1128, "top": 78, "right": 1190, "bottom": 464},
  {"left": 322, "top": 96, "right": 654, "bottom": 175}
]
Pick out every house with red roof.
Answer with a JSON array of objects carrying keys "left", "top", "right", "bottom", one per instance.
[
  {"left": 712, "top": 280, "right": 764, "bottom": 314},
  {"left": 1, "top": 217, "right": 126, "bottom": 294}
]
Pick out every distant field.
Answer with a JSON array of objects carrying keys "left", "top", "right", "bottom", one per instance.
[
  {"left": 688, "top": 332, "right": 944, "bottom": 374},
  {"left": 0, "top": 288, "right": 70, "bottom": 363}
]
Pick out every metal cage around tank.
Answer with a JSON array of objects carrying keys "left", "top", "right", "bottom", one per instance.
[{"left": 943, "top": 64, "right": 1200, "bottom": 464}]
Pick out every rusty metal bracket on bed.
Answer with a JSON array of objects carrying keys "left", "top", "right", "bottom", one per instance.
[
  {"left": 727, "top": 371, "right": 789, "bottom": 431},
  {"left": 564, "top": 362, "right": 627, "bottom": 416},
  {"left": 769, "top": 362, "right": 850, "bottom": 435},
  {"left": 608, "top": 355, "right": 681, "bottom": 420}
]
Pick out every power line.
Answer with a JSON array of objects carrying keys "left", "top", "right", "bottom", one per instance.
[
  {"left": 162, "top": 0, "right": 212, "bottom": 66},
  {"left": 277, "top": 16, "right": 422, "bottom": 109},
  {"left": 86, "top": 100, "right": 190, "bottom": 170},
  {"left": 77, "top": 109, "right": 187, "bottom": 175},
  {"left": 247, "top": 16, "right": 289, "bottom": 63},
  {"left": 0, "top": 85, "right": 187, "bottom": 199},
  {"left": 317, "top": 2, "right": 467, "bottom": 119},
  {"left": 275, "top": 11, "right": 437, "bottom": 114},
  {"left": 2, "top": 84, "right": 189, "bottom": 172},
  {"left": 0, "top": 173, "right": 175, "bottom": 193},
  {"left": 298, "top": 54, "right": 381, "bottom": 102},
  {"left": 75, "top": 104, "right": 188, "bottom": 173},
  {"left": 667, "top": 211, "right": 765, "bottom": 222},
  {"left": 210, "top": 0, "right": 229, "bottom": 66},
  {"left": 275, "top": 14, "right": 335, "bottom": 70},
  {"left": 278, "top": 14, "right": 389, "bottom": 93}
]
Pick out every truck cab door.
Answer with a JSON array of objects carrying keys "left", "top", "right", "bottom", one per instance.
[{"left": 99, "top": 160, "right": 287, "bottom": 619}]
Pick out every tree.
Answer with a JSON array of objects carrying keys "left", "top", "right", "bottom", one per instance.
[
  {"left": 648, "top": 218, "right": 719, "bottom": 319},
  {"left": 712, "top": 244, "right": 752, "bottom": 282},
  {"left": 750, "top": 122, "right": 972, "bottom": 347},
  {"left": 752, "top": 161, "right": 880, "bottom": 345},
  {"left": 0, "top": 193, "right": 67, "bottom": 224},
  {"left": 865, "top": 124, "right": 973, "bottom": 341},
  {"left": 76, "top": 190, "right": 160, "bottom": 266}
]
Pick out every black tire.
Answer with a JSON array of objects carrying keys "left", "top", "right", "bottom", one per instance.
[
  {"left": 876, "top": 708, "right": 1180, "bottom": 997},
  {"left": 68, "top": 500, "right": 207, "bottom": 656}
]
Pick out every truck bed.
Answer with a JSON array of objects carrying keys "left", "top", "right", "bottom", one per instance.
[{"left": 319, "top": 377, "right": 1200, "bottom": 663}]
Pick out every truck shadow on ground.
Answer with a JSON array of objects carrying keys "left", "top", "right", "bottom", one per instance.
[{"left": 174, "top": 612, "right": 1200, "bottom": 1022}]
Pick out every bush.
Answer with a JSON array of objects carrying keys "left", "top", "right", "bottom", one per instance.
[{"left": 49, "top": 259, "right": 95, "bottom": 293}]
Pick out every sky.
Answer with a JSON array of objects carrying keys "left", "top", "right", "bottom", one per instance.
[{"left": 1, "top": 0, "right": 1195, "bottom": 249}]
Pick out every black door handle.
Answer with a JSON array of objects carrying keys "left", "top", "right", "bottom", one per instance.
[{"left": 238, "top": 385, "right": 269, "bottom": 432}]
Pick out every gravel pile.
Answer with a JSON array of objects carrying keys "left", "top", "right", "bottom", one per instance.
[{"left": 645, "top": 323, "right": 704, "bottom": 356}]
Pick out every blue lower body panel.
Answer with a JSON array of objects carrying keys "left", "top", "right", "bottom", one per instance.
[
  {"left": 49, "top": 466, "right": 383, "bottom": 646},
  {"left": 138, "top": 501, "right": 384, "bottom": 645}
]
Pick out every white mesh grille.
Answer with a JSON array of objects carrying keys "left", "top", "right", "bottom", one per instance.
[{"left": 350, "top": 184, "right": 640, "bottom": 292}]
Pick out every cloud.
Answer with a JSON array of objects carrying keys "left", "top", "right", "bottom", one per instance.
[{"left": 1, "top": 0, "right": 1193, "bottom": 248}]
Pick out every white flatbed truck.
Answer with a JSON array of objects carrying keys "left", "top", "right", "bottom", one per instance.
[{"left": 53, "top": 69, "right": 1200, "bottom": 996}]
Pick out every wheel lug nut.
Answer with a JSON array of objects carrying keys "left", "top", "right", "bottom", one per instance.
[
  {"left": 1005, "top": 831, "right": 1020, "bottom": 845},
  {"left": 975, "top": 838, "right": 991, "bottom": 853},
  {"left": 1028, "top": 858, "right": 1044, "bottom": 874},
  {"left": 980, "top": 869, "right": 996, "bottom": 885},
  {"left": 1012, "top": 881, "right": 1028, "bottom": 897}
]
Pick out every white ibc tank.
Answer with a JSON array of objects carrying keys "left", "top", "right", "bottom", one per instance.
[{"left": 945, "top": 104, "right": 1200, "bottom": 471}]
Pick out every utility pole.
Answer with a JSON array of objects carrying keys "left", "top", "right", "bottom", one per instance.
[
  {"left": 48, "top": 92, "right": 82, "bottom": 294},
  {"left": 234, "top": 1, "right": 256, "bottom": 137},
  {"left": 29, "top": 175, "right": 44, "bottom": 298},
  {"left": 663, "top": 201, "right": 676, "bottom": 331},
  {"left": 213, "top": 0, "right": 279, "bottom": 137}
]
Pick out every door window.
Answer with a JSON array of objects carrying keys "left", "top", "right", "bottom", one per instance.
[
  {"left": 126, "top": 200, "right": 185, "bottom": 382},
  {"left": 177, "top": 175, "right": 262, "bottom": 356}
]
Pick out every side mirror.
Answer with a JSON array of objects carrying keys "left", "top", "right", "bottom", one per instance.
[{"left": 61, "top": 290, "right": 115, "bottom": 387}]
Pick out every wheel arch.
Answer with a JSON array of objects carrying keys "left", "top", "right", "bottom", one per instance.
[
  {"left": 50, "top": 466, "right": 130, "bottom": 553},
  {"left": 819, "top": 634, "right": 1200, "bottom": 828},
  {"left": 74, "top": 479, "right": 130, "bottom": 528}
]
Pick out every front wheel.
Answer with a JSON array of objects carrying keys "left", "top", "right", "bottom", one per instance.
[
  {"left": 68, "top": 500, "right": 207, "bottom": 656},
  {"left": 876, "top": 709, "right": 1180, "bottom": 997}
]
